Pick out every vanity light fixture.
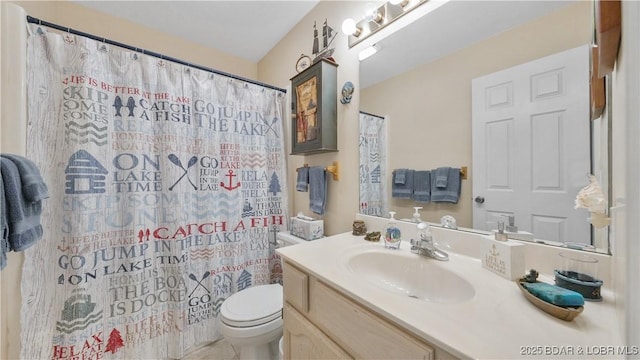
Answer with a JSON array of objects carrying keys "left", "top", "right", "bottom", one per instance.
[
  {"left": 358, "top": 44, "right": 378, "bottom": 61},
  {"left": 342, "top": 0, "right": 428, "bottom": 48}
]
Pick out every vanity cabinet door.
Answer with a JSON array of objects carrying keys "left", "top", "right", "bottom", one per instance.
[
  {"left": 283, "top": 262, "right": 309, "bottom": 312},
  {"left": 283, "top": 303, "right": 353, "bottom": 360},
  {"left": 310, "top": 279, "right": 435, "bottom": 360}
]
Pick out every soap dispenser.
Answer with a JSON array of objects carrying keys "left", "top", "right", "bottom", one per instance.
[
  {"left": 412, "top": 207, "right": 423, "bottom": 223},
  {"left": 384, "top": 211, "right": 402, "bottom": 249}
]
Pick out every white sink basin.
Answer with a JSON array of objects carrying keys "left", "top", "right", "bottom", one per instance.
[{"left": 346, "top": 249, "right": 475, "bottom": 304}]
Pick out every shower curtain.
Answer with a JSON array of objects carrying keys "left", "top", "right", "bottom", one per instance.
[
  {"left": 21, "top": 24, "right": 288, "bottom": 359},
  {"left": 359, "top": 112, "right": 388, "bottom": 217}
]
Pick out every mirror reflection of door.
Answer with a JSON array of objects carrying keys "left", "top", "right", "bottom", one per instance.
[{"left": 472, "top": 44, "right": 590, "bottom": 244}]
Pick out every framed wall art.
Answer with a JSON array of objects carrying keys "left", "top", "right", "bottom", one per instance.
[{"left": 290, "top": 58, "right": 338, "bottom": 155}]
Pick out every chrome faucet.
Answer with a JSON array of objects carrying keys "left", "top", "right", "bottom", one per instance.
[{"left": 410, "top": 222, "right": 449, "bottom": 261}]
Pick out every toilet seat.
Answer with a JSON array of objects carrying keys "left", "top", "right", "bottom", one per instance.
[{"left": 221, "top": 284, "right": 283, "bottom": 328}]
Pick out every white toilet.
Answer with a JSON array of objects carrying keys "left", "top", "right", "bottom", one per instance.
[
  {"left": 220, "top": 231, "right": 308, "bottom": 360},
  {"left": 220, "top": 283, "right": 283, "bottom": 360}
]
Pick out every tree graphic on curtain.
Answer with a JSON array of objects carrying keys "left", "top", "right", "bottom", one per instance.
[
  {"left": 105, "top": 329, "right": 124, "bottom": 354},
  {"left": 269, "top": 172, "right": 281, "bottom": 195}
]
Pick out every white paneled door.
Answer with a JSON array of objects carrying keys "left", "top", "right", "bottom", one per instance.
[{"left": 472, "top": 45, "right": 591, "bottom": 244}]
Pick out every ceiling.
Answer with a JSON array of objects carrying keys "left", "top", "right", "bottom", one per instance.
[
  {"left": 72, "top": 1, "right": 574, "bottom": 88},
  {"left": 72, "top": 0, "right": 320, "bottom": 63}
]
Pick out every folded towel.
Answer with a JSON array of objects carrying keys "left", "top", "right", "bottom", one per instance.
[
  {"left": 309, "top": 166, "right": 327, "bottom": 215},
  {"left": 392, "top": 169, "right": 414, "bottom": 199},
  {"left": 1, "top": 175, "right": 7, "bottom": 270},
  {"left": 434, "top": 167, "right": 450, "bottom": 189},
  {"left": 394, "top": 168, "right": 408, "bottom": 185},
  {"left": 1, "top": 158, "right": 44, "bottom": 252},
  {"left": 430, "top": 167, "right": 461, "bottom": 203},
  {"left": 1, "top": 154, "right": 49, "bottom": 202},
  {"left": 521, "top": 282, "right": 585, "bottom": 307},
  {"left": 296, "top": 167, "right": 309, "bottom": 192},
  {"left": 412, "top": 170, "right": 431, "bottom": 203}
]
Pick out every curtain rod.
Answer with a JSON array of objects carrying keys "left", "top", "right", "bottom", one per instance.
[
  {"left": 359, "top": 111, "right": 385, "bottom": 119},
  {"left": 26, "top": 15, "right": 287, "bottom": 93}
]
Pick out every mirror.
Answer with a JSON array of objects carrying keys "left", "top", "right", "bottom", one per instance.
[{"left": 358, "top": 1, "right": 610, "bottom": 254}]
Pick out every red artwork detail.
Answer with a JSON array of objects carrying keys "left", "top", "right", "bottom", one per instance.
[
  {"left": 105, "top": 328, "right": 124, "bottom": 354},
  {"left": 220, "top": 169, "right": 241, "bottom": 190}
]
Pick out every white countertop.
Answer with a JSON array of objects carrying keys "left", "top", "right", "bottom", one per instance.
[{"left": 277, "top": 232, "right": 623, "bottom": 360}]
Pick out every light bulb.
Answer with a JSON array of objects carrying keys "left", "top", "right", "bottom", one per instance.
[
  {"left": 341, "top": 18, "right": 357, "bottom": 35},
  {"left": 364, "top": 3, "right": 382, "bottom": 23}
]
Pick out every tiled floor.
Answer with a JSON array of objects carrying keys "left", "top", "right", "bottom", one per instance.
[{"left": 182, "top": 339, "right": 238, "bottom": 360}]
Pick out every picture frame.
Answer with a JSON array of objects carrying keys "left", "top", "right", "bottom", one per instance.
[{"left": 290, "top": 59, "right": 338, "bottom": 155}]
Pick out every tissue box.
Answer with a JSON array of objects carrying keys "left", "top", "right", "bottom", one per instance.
[
  {"left": 290, "top": 217, "right": 324, "bottom": 240},
  {"left": 480, "top": 235, "right": 526, "bottom": 280}
]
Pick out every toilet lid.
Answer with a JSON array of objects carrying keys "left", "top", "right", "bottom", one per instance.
[{"left": 221, "top": 284, "right": 283, "bottom": 327}]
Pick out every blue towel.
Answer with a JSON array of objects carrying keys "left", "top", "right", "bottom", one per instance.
[
  {"left": 412, "top": 170, "right": 431, "bottom": 203},
  {"left": 1, "top": 154, "right": 49, "bottom": 202},
  {"left": 434, "top": 167, "right": 450, "bottom": 189},
  {"left": 296, "top": 167, "right": 309, "bottom": 192},
  {"left": 309, "top": 166, "right": 327, "bottom": 215},
  {"left": 1, "top": 175, "right": 7, "bottom": 270},
  {"left": 522, "top": 282, "right": 585, "bottom": 307},
  {"left": 430, "top": 167, "right": 461, "bottom": 203},
  {"left": 394, "top": 168, "right": 407, "bottom": 185},
  {"left": 392, "top": 169, "right": 414, "bottom": 199},
  {"left": 0, "top": 157, "right": 45, "bottom": 252}
]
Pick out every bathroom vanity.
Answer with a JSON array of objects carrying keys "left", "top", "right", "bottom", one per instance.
[
  {"left": 276, "top": 225, "right": 623, "bottom": 359},
  {"left": 282, "top": 260, "right": 454, "bottom": 359}
]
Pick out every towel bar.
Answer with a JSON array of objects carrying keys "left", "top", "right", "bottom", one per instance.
[
  {"left": 295, "top": 162, "right": 339, "bottom": 181},
  {"left": 325, "top": 161, "right": 339, "bottom": 181},
  {"left": 460, "top": 166, "right": 468, "bottom": 180}
]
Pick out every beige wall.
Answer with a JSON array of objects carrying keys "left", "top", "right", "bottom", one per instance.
[
  {"left": 360, "top": 2, "right": 592, "bottom": 227},
  {"left": 259, "top": 1, "right": 362, "bottom": 236}
]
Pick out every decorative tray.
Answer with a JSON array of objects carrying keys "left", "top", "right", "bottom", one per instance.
[{"left": 516, "top": 279, "right": 584, "bottom": 321}]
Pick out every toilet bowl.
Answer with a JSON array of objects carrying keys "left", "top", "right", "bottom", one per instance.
[
  {"left": 220, "top": 231, "right": 314, "bottom": 360},
  {"left": 220, "top": 283, "right": 283, "bottom": 360}
]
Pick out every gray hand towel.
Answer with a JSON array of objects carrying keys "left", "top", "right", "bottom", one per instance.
[
  {"left": 1, "top": 158, "right": 44, "bottom": 252},
  {"left": 309, "top": 166, "right": 327, "bottom": 215},
  {"left": 392, "top": 169, "right": 414, "bottom": 199},
  {"left": 430, "top": 167, "right": 461, "bottom": 203},
  {"left": 394, "top": 168, "right": 407, "bottom": 185},
  {"left": 296, "top": 166, "right": 309, "bottom": 192},
  {"left": 412, "top": 170, "right": 431, "bottom": 203},
  {"left": 435, "top": 167, "right": 450, "bottom": 189},
  {"left": 1, "top": 154, "right": 49, "bottom": 202}
]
